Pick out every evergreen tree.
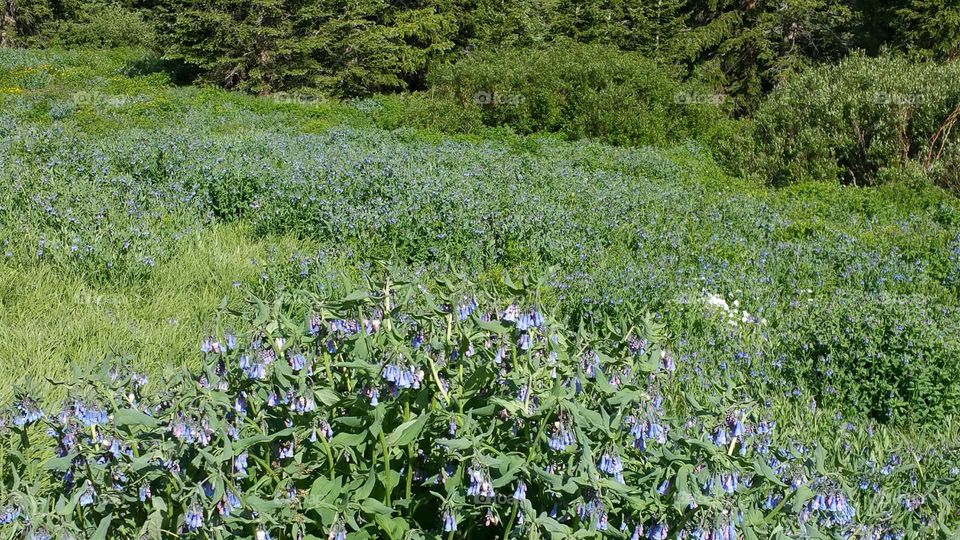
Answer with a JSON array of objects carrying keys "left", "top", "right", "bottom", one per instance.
[
  {"left": 546, "top": 0, "right": 687, "bottom": 59},
  {"left": 897, "top": 0, "right": 960, "bottom": 59},
  {"left": 453, "top": 0, "right": 556, "bottom": 50},
  {"left": 677, "top": 0, "right": 859, "bottom": 113},
  {"left": 1, "top": 0, "right": 54, "bottom": 46},
  {"left": 160, "top": 0, "right": 457, "bottom": 95}
]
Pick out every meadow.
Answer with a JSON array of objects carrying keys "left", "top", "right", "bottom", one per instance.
[{"left": 1, "top": 48, "right": 960, "bottom": 538}]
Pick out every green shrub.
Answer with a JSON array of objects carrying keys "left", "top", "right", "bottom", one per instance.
[
  {"left": 418, "top": 41, "right": 738, "bottom": 150},
  {"left": 43, "top": 2, "right": 156, "bottom": 49},
  {"left": 753, "top": 55, "right": 960, "bottom": 189},
  {"left": 157, "top": 0, "right": 457, "bottom": 95}
]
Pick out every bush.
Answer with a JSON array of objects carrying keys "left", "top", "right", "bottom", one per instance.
[
  {"left": 418, "top": 41, "right": 739, "bottom": 150},
  {"left": 42, "top": 2, "right": 156, "bottom": 49},
  {"left": 753, "top": 55, "right": 960, "bottom": 189}
]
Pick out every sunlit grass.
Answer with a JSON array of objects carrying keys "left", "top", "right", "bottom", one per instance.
[{"left": 0, "top": 223, "right": 322, "bottom": 398}]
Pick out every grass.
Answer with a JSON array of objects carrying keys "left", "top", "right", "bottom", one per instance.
[{"left": 0, "top": 223, "right": 327, "bottom": 397}]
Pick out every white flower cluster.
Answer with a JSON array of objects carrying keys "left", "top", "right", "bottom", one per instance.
[{"left": 703, "top": 292, "right": 767, "bottom": 327}]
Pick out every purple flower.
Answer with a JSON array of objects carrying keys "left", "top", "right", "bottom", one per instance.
[
  {"left": 513, "top": 481, "right": 527, "bottom": 500},
  {"left": 442, "top": 508, "right": 457, "bottom": 532},
  {"left": 185, "top": 504, "right": 204, "bottom": 531},
  {"left": 78, "top": 481, "right": 95, "bottom": 507}
]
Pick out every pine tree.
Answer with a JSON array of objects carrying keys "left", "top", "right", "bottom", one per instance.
[
  {"left": 677, "top": 0, "right": 859, "bottom": 113},
  {"left": 160, "top": 0, "right": 457, "bottom": 95},
  {"left": 547, "top": 0, "right": 687, "bottom": 59},
  {"left": 1, "top": 0, "right": 55, "bottom": 46},
  {"left": 897, "top": 0, "right": 960, "bottom": 59}
]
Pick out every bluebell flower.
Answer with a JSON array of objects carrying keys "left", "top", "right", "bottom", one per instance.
[
  {"left": 27, "top": 528, "right": 51, "bottom": 540},
  {"left": 289, "top": 352, "right": 307, "bottom": 371},
  {"left": 139, "top": 483, "right": 151, "bottom": 502},
  {"left": 547, "top": 422, "right": 575, "bottom": 451},
  {"left": 0, "top": 506, "right": 21, "bottom": 524},
  {"left": 218, "top": 490, "right": 242, "bottom": 516},
  {"left": 513, "top": 480, "right": 526, "bottom": 500},
  {"left": 710, "top": 427, "right": 728, "bottom": 446},
  {"left": 466, "top": 465, "right": 494, "bottom": 499},
  {"left": 185, "top": 504, "right": 204, "bottom": 531},
  {"left": 235, "top": 392, "right": 248, "bottom": 416},
  {"left": 456, "top": 298, "right": 477, "bottom": 321},
  {"left": 442, "top": 508, "right": 457, "bottom": 532},
  {"left": 517, "top": 312, "right": 532, "bottom": 331},
  {"left": 78, "top": 481, "right": 95, "bottom": 507},
  {"left": 657, "top": 479, "right": 670, "bottom": 495},
  {"left": 646, "top": 520, "right": 667, "bottom": 540},
  {"left": 13, "top": 397, "right": 44, "bottom": 427},
  {"left": 278, "top": 440, "right": 295, "bottom": 459},
  {"left": 598, "top": 452, "right": 624, "bottom": 482},
  {"left": 235, "top": 451, "right": 249, "bottom": 475}
]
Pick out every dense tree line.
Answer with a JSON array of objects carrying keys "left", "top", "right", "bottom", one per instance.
[{"left": 0, "top": 0, "right": 956, "bottom": 102}]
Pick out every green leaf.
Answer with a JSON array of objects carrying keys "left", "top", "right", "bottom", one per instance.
[
  {"left": 91, "top": 515, "right": 113, "bottom": 540},
  {"left": 374, "top": 515, "right": 410, "bottom": 540},
  {"left": 791, "top": 486, "right": 816, "bottom": 513},
  {"left": 315, "top": 388, "right": 340, "bottom": 406},
  {"left": 436, "top": 438, "right": 471, "bottom": 450},
  {"left": 113, "top": 408, "right": 160, "bottom": 428},
  {"left": 385, "top": 412, "right": 430, "bottom": 447},
  {"left": 361, "top": 498, "right": 394, "bottom": 516}
]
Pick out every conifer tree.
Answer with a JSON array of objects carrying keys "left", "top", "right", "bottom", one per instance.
[{"left": 897, "top": 0, "right": 960, "bottom": 59}]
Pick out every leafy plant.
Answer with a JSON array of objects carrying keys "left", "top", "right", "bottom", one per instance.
[{"left": 2, "top": 277, "right": 953, "bottom": 538}]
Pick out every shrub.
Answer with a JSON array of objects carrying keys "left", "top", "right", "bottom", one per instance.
[
  {"left": 420, "top": 41, "right": 738, "bottom": 150},
  {"left": 753, "top": 55, "right": 960, "bottom": 189},
  {"left": 42, "top": 2, "right": 156, "bottom": 49}
]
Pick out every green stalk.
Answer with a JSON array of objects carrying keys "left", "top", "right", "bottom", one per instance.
[
  {"left": 428, "top": 356, "right": 451, "bottom": 405},
  {"left": 323, "top": 350, "right": 335, "bottom": 386},
  {"left": 502, "top": 501, "right": 519, "bottom": 540},
  {"left": 321, "top": 436, "right": 336, "bottom": 480},
  {"left": 404, "top": 401, "right": 414, "bottom": 500},
  {"left": 380, "top": 429, "right": 392, "bottom": 507}
]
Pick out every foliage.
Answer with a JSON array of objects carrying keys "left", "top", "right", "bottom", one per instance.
[
  {"left": 421, "top": 41, "right": 738, "bottom": 149},
  {"left": 2, "top": 49, "right": 960, "bottom": 424},
  {"left": 752, "top": 55, "right": 960, "bottom": 189},
  {"left": 895, "top": 0, "right": 960, "bottom": 60},
  {"left": 157, "top": 0, "right": 457, "bottom": 95},
  {"left": 675, "top": 0, "right": 860, "bottom": 114},
  {"left": 41, "top": 1, "right": 156, "bottom": 48},
  {"left": 2, "top": 279, "right": 959, "bottom": 538},
  {"left": 0, "top": 0, "right": 150, "bottom": 48}
]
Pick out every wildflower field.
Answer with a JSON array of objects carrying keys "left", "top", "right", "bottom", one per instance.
[{"left": 1, "top": 48, "right": 960, "bottom": 539}]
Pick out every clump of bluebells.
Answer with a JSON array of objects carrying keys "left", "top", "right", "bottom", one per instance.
[{"left": 0, "top": 278, "right": 957, "bottom": 538}]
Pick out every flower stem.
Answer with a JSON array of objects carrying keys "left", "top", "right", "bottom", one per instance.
[
  {"left": 502, "top": 501, "right": 519, "bottom": 540},
  {"left": 380, "top": 429, "right": 392, "bottom": 507},
  {"left": 404, "top": 401, "right": 414, "bottom": 500}
]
